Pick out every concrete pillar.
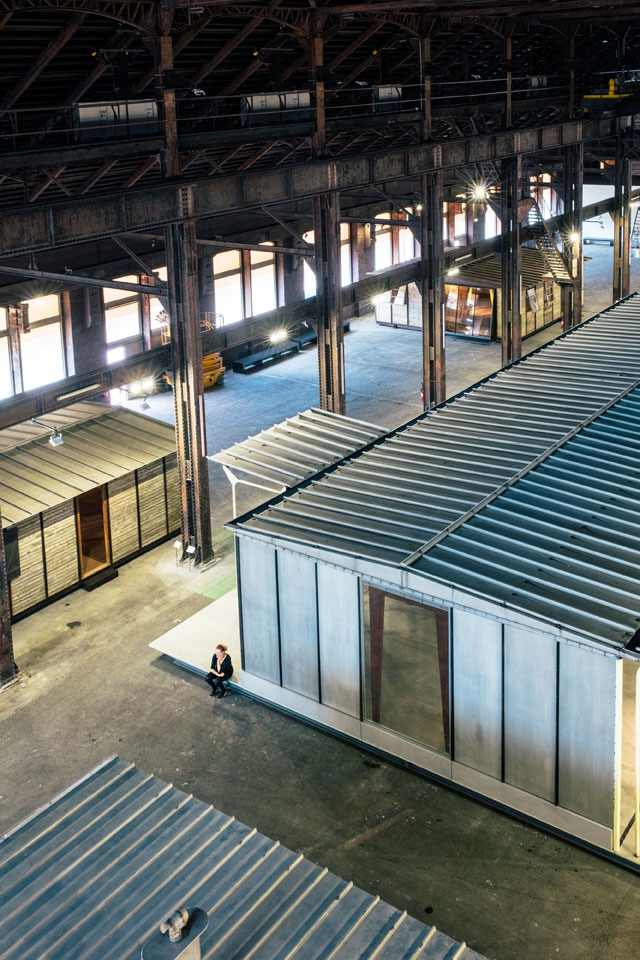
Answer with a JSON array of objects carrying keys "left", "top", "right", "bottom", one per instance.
[
  {"left": 501, "top": 155, "right": 522, "bottom": 366},
  {"left": 165, "top": 212, "right": 213, "bottom": 565},
  {"left": 313, "top": 192, "right": 345, "bottom": 414},
  {"left": 420, "top": 171, "right": 445, "bottom": 410},
  {"left": 68, "top": 287, "right": 107, "bottom": 375},
  {"left": 197, "top": 255, "right": 215, "bottom": 320},
  {"left": 562, "top": 143, "right": 584, "bottom": 329},
  {"left": 282, "top": 252, "right": 306, "bottom": 305},
  {"left": 613, "top": 140, "right": 632, "bottom": 302}
]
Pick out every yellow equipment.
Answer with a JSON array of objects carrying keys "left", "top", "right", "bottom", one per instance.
[{"left": 161, "top": 313, "right": 225, "bottom": 389}]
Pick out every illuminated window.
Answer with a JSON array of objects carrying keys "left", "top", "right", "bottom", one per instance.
[
  {"left": 103, "top": 276, "right": 143, "bottom": 362},
  {"left": 374, "top": 212, "right": 392, "bottom": 270},
  {"left": 20, "top": 295, "right": 65, "bottom": 390},
  {"left": 105, "top": 302, "right": 141, "bottom": 344},
  {"left": 150, "top": 267, "right": 168, "bottom": 331},
  {"left": 302, "top": 231, "right": 316, "bottom": 298},
  {"left": 340, "top": 223, "right": 352, "bottom": 286},
  {"left": 0, "top": 307, "right": 12, "bottom": 399},
  {"left": 213, "top": 251, "right": 244, "bottom": 325},
  {"left": 107, "top": 345, "right": 126, "bottom": 364},
  {"left": 398, "top": 211, "right": 416, "bottom": 263},
  {"left": 103, "top": 275, "right": 138, "bottom": 305},
  {"left": 250, "top": 243, "right": 277, "bottom": 315},
  {"left": 485, "top": 207, "right": 500, "bottom": 240}
]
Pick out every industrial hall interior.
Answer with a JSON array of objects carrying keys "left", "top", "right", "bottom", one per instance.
[{"left": 4, "top": 1, "right": 640, "bottom": 958}]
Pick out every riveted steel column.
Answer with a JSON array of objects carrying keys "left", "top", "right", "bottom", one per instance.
[
  {"left": 613, "top": 137, "right": 632, "bottom": 302},
  {"left": 310, "top": 20, "right": 326, "bottom": 157},
  {"left": 313, "top": 192, "right": 345, "bottom": 414},
  {"left": 562, "top": 142, "right": 584, "bottom": 329},
  {"left": 420, "top": 30, "right": 432, "bottom": 142},
  {"left": 165, "top": 210, "right": 213, "bottom": 566},
  {"left": 501, "top": 155, "right": 522, "bottom": 365},
  {"left": 0, "top": 511, "right": 15, "bottom": 689},
  {"left": 420, "top": 171, "right": 445, "bottom": 410}
]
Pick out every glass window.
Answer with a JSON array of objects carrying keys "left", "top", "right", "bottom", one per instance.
[
  {"left": 444, "top": 283, "right": 492, "bottom": 337},
  {"left": 375, "top": 213, "right": 392, "bottom": 270},
  {"left": 363, "top": 585, "right": 450, "bottom": 754},
  {"left": 0, "top": 306, "right": 7, "bottom": 332},
  {"left": 484, "top": 207, "right": 500, "bottom": 240},
  {"left": 21, "top": 321, "right": 65, "bottom": 390},
  {"left": 149, "top": 296, "right": 167, "bottom": 331},
  {"left": 303, "top": 231, "right": 316, "bottom": 298},
  {"left": 213, "top": 251, "right": 241, "bottom": 275},
  {"left": 250, "top": 244, "right": 276, "bottom": 315},
  {"left": 340, "top": 223, "right": 351, "bottom": 286},
  {"left": 105, "top": 301, "right": 141, "bottom": 344},
  {"left": 0, "top": 338, "right": 12, "bottom": 399},
  {"left": 107, "top": 345, "right": 126, "bottom": 364},
  {"left": 103, "top": 275, "right": 138, "bottom": 305},
  {"left": 215, "top": 273, "right": 244, "bottom": 325},
  {"left": 23, "top": 294, "right": 60, "bottom": 324},
  {"left": 250, "top": 244, "right": 274, "bottom": 266},
  {"left": 398, "top": 224, "right": 415, "bottom": 263}
]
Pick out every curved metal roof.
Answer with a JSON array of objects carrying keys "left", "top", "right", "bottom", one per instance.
[
  {"left": 0, "top": 756, "right": 486, "bottom": 960},
  {"left": 232, "top": 293, "right": 640, "bottom": 649}
]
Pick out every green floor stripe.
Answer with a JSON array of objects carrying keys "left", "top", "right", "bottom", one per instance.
[{"left": 198, "top": 570, "right": 237, "bottom": 601}]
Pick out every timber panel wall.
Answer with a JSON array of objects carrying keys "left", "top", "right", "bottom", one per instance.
[
  {"left": 10, "top": 517, "right": 46, "bottom": 616},
  {"left": 108, "top": 474, "right": 140, "bottom": 563},
  {"left": 164, "top": 454, "right": 181, "bottom": 532},
  {"left": 42, "top": 502, "right": 78, "bottom": 596},
  {"left": 137, "top": 461, "right": 168, "bottom": 547}
]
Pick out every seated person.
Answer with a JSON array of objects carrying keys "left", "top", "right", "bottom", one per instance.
[{"left": 205, "top": 644, "right": 233, "bottom": 698}]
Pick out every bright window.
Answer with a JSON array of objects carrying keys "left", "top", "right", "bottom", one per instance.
[
  {"left": 399, "top": 225, "right": 415, "bottom": 262},
  {"left": 302, "top": 231, "right": 316, "bottom": 298},
  {"left": 24, "top": 294, "right": 60, "bottom": 324},
  {"left": 250, "top": 243, "right": 277, "bottom": 315},
  {"left": 21, "top": 321, "right": 65, "bottom": 390},
  {"left": 107, "top": 345, "right": 126, "bottom": 364},
  {"left": 105, "top": 301, "right": 141, "bottom": 344},
  {"left": 340, "top": 223, "right": 351, "bottom": 286},
  {"left": 213, "top": 251, "right": 244, "bottom": 325},
  {"left": 485, "top": 207, "right": 500, "bottom": 240},
  {"left": 0, "top": 337, "right": 12, "bottom": 399},
  {"left": 103, "top": 275, "right": 138, "bottom": 305},
  {"left": 149, "top": 296, "right": 167, "bottom": 331},
  {"left": 374, "top": 213, "right": 392, "bottom": 270}
]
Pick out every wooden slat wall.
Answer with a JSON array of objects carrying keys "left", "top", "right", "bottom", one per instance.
[
  {"left": 108, "top": 473, "right": 140, "bottom": 563},
  {"left": 137, "top": 461, "right": 168, "bottom": 547},
  {"left": 164, "top": 454, "right": 181, "bottom": 533},
  {"left": 42, "top": 502, "right": 78, "bottom": 596},
  {"left": 10, "top": 517, "right": 46, "bottom": 616}
]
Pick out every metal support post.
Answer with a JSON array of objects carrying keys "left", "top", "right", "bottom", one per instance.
[
  {"left": 504, "top": 36, "right": 513, "bottom": 129},
  {"left": 313, "top": 192, "right": 345, "bottom": 414},
  {"left": 0, "top": 510, "right": 16, "bottom": 689},
  {"left": 420, "top": 31, "right": 432, "bottom": 142},
  {"left": 562, "top": 143, "right": 584, "bottom": 329},
  {"left": 165, "top": 211, "right": 213, "bottom": 566},
  {"left": 420, "top": 172, "right": 445, "bottom": 410},
  {"left": 310, "top": 22, "right": 325, "bottom": 157},
  {"left": 613, "top": 138, "right": 632, "bottom": 302},
  {"left": 500, "top": 155, "right": 522, "bottom": 366}
]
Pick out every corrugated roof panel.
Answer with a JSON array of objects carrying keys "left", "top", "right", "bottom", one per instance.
[
  {"left": 233, "top": 293, "right": 640, "bottom": 648},
  {"left": 0, "top": 405, "right": 175, "bottom": 526},
  {"left": 0, "top": 758, "right": 486, "bottom": 960}
]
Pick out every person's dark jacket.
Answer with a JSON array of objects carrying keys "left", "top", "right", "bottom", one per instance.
[{"left": 210, "top": 653, "right": 233, "bottom": 680}]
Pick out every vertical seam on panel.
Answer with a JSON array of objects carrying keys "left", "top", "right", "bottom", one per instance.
[
  {"left": 39, "top": 512, "right": 48, "bottom": 599},
  {"left": 315, "top": 563, "right": 322, "bottom": 705},
  {"left": 449, "top": 606, "right": 455, "bottom": 762},
  {"left": 102, "top": 483, "right": 113, "bottom": 565},
  {"left": 134, "top": 469, "right": 142, "bottom": 551},
  {"left": 555, "top": 641, "right": 560, "bottom": 807},
  {"left": 501, "top": 622, "right": 506, "bottom": 783},
  {"left": 236, "top": 539, "right": 245, "bottom": 671},
  {"left": 357, "top": 576, "right": 363, "bottom": 722},
  {"left": 162, "top": 457, "right": 169, "bottom": 535},
  {"left": 274, "top": 548, "right": 283, "bottom": 687}
]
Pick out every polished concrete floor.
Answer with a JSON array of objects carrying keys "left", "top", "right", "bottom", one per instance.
[{"left": 2, "top": 244, "right": 640, "bottom": 960}]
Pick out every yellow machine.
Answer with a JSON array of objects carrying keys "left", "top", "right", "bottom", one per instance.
[{"left": 161, "top": 315, "right": 225, "bottom": 388}]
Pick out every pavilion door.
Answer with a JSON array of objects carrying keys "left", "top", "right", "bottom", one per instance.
[{"left": 76, "top": 486, "right": 110, "bottom": 578}]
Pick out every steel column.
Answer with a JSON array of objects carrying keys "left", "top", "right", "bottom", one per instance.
[
  {"left": 420, "top": 32, "right": 432, "bottom": 142},
  {"left": 561, "top": 142, "right": 584, "bottom": 329},
  {"left": 500, "top": 155, "right": 522, "bottom": 365},
  {"left": 420, "top": 172, "right": 445, "bottom": 410},
  {"left": 166, "top": 213, "right": 213, "bottom": 565},
  {"left": 0, "top": 514, "right": 16, "bottom": 689},
  {"left": 613, "top": 138, "right": 632, "bottom": 302},
  {"left": 313, "top": 192, "right": 345, "bottom": 414},
  {"left": 310, "top": 23, "right": 326, "bottom": 157}
]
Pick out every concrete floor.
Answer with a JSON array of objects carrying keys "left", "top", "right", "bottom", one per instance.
[{"left": 2, "top": 243, "right": 640, "bottom": 960}]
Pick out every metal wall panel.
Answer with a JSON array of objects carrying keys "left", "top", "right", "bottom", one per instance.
[
  {"left": 504, "top": 626, "right": 556, "bottom": 801},
  {"left": 558, "top": 644, "right": 617, "bottom": 826},
  {"left": 239, "top": 537, "right": 281, "bottom": 684},
  {"left": 453, "top": 609, "right": 502, "bottom": 779},
  {"left": 278, "top": 550, "right": 319, "bottom": 700},
  {"left": 108, "top": 473, "right": 140, "bottom": 563},
  {"left": 137, "top": 461, "right": 168, "bottom": 547},
  {"left": 10, "top": 516, "right": 46, "bottom": 616},
  {"left": 317, "top": 564, "right": 360, "bottom": 717}
]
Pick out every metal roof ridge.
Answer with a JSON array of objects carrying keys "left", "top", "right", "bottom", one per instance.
[{"left": 401, "top": 373, "right": 640, "bottom": 569}]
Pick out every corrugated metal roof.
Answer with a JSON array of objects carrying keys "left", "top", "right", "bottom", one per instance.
[
  {"left": 0, "top": 403, "right": 176, "bottom": 526},
  {"left": 210, "top": 408, "right": 386, "bottom": 490},
  {"left": 454, "top": 246, "right": 552, "bottom": 289},
  {"left": 232, "top": 293, "right": 640, "bottom": 650},
  {"left": 0, "top": 756, "right": 486, "bottom": 960}
]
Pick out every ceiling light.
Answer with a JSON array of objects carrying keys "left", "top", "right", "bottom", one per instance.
[
  {"left": 31, "top": 417, "right": 63, "bottom": 447},
  {"left": 269, "top": 328, "right": 288, "bottom": 344}
]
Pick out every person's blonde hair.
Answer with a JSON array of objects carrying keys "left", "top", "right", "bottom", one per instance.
[{"left": 216, "top": 643, "right": 228, "bottom": 653}]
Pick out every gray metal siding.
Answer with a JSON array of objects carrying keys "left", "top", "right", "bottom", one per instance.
[
  {"left": 239, "top": 538, "right": 281, "bottom": 684},
  {"left": 558, "top": 645, "right": 617, "bottom": 826},
  {"left": 0, "top": 757, "right": 483, "bottom": 960},
  {"left": 453, "top": 610, "right": 502, "bottom": 779},
  {"left": 317, "top": 565, "right": 360, "bottom": 717},
  {"left": 278, "top": 550, "right": 320, "bottom": 700},
  {"left": 504, "top": 626, "right": 557, "bottom": 802},
  {"left": 41, "top": 501, "right": 78, "bottom": 596}
]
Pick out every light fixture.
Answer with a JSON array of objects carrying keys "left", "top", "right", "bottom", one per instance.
[
  {"left": 415, "top": 203, "right": 423, "bottom": 212},
  {"left": 446, "top": 267, "right": 460, "bottom": 277},
  {"left": 139, "top": 396, "right": 150, "bottom": 411},
  {"left": 372, "top": 294, "right": 387, "bottom": 306},
  {"left": 568, "top": 231, "right": 581, "bottom": 244},
  {"left": 269, "top": 328, "right": 288, "bottom": 344},
  {"left": 470, "top": 183, "right": 490, "bottom": 203},
  {"left": 30, "top": 418, "right": 63, "bottom": 447}
]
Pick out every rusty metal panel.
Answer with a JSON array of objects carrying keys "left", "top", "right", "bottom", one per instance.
[
  {"left": 542, "top": 125, "right": 562, "bottom": 148},
  {"left": 372, "top": 151, "right": 407, "bottom": 181},
  {"left": 407, "top": 145, "right": 438, "bottom": 176},
  {"left": 336, "top": 156, "right": 369, "bottom": 189},
  {"left": 54, "top": 197, "right": 123, "bottom": 246},
  {"left": 440, "top": 140, "right": 466, "bottom": 169},
  {"left": 243, "top": 170, "right": 288, "bottom": 207},
  {"left": 0, "top": 206, "right": 49, "bottom": 257}
]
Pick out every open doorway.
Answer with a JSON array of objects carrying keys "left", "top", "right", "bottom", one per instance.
[{"left": 76, "top": 486, "right": 110, "bottom": 579}]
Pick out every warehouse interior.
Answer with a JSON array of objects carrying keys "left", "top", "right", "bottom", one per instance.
[{"left": 2, "top": 2, "right": 640, "bottom": 959}]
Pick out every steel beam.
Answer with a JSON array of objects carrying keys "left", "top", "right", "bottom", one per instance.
[
  {"left": 0, "top": 114, "right": 627, "bottom": 259},
  {"left": 420, "top": 171, "right": 445, "bottom": 410},
  {"left": 166, "top": 214, "right": 213, "bottom": 565},
  {"left": 500, "top": 154, "right": 522, "bottom": 366},
  {"left": 0, "top": 509, "right": 15, "bottom": 689},
  {"left": 561, "top": 142, "right": 584, "bottom": 329},
  {"left": 0, "top": 263, "right": 165, "bottom": 296},
  {"left": 613, "top": 137, "right": 632, "bottom": 302},
  {"left": 313, "top": 192, "right": 345, "bottom": 414}
]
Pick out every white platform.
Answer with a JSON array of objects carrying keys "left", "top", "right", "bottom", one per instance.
[{"left": 149, "top": 588, "right": 243, "bottom": 682}]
